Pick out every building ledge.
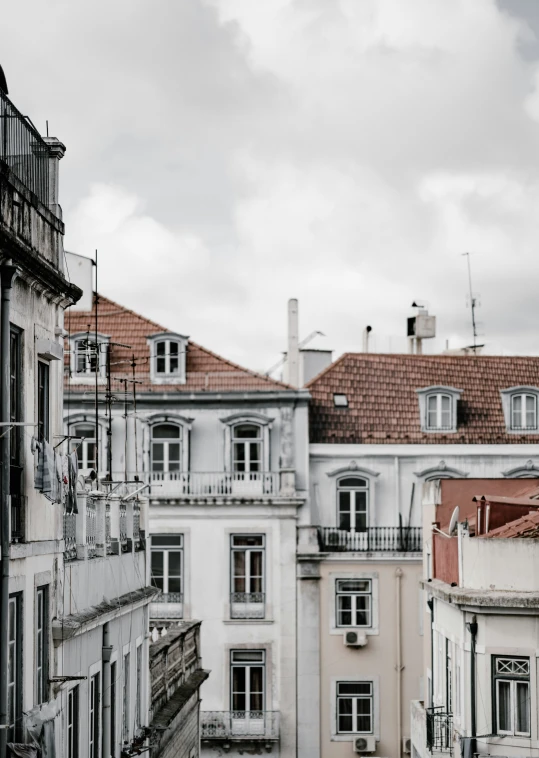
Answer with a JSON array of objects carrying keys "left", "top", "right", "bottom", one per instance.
[
  {"left": 150, "top": 669, "right": 209, "bottom": 730},
  {"left": 423, "top": 578, "right": 539, "bottom": 609},
  {"left": 53, "top": 586, "right": 159, "bottom": 641}
]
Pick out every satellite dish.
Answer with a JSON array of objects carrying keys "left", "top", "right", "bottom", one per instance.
[{"left": 448, "top": 506, "right": 460, "bottom": 537}]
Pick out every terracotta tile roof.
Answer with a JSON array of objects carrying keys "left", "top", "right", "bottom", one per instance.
[
  {"left": 307, "top": 353, "right": 539, "bottom": 444},
  {"left": 482, "top": 509, "right": 539, "bottom": 539},
  {"left": 436, "top": 479, "right": 539, "bottom": 530},
  {"left": 64, "top": 294, "right": 290, "bottom": 393}
]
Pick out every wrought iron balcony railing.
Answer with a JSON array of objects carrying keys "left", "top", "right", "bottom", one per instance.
[
  {"left": 201, "top": 711, "right": 279, "bottom": 741},
  {"left": 111, "top": 471, "right": 279, "bottom": 498},
  {"left": 0, "top": 89, "right": 49, "bottom": 204},
  {"left": 318, "top": 526, "right": 422, "bottom": 553},
  {"left": 152, "top": 592, "right": 183, "bottom": 604},
  {"left": 426, "top": 707, "right": 453, "bottom": 755},
  {"left": 230, "top": 592, "right": 265, "bottom": 619}
]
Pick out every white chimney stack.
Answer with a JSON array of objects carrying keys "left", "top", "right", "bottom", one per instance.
[{"left": 288, "top": 298, "right": 299, "bottom": 388}]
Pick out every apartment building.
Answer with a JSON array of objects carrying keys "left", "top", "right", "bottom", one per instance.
[
  {"left": 302, "top": 353, "right": 539, "bottom": 758},
  {"left": 64, "top": 291, "right": 310, "bottom": 758},
  {"left": 412, "top": 478, "right": 539, "bottom": 758},
  {"left": 0, "top": 72, "right": 83, "bottom": 756}
]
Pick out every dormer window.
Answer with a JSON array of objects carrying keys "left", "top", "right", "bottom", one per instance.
[
  {"left": 71, "top": 334, "right": 109, "bottom": 378},
  {"left": 501, "top": 387, "right": 539, "bottom": 433},
  {"left": 416, "top": 385, "right": 462, "bottom": 433},
  {"left": 147, "top": 333, "right": 188, "bottom": 384}
]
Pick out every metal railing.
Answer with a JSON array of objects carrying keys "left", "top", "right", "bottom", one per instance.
[
  {"left": 0, "top": 89, "right": 49, "bottom": 204},
  {"left": 230, "top": 592, "right": 266, "bottom": 619},
  {"left": 318, "top": 526, "right": 422, "bottom": 552},
  {"left": 426, "top": 708, "right": 453, "bottom": 754},
  {"left": 119, "top": 502, "right": 128, "bottom": 551},
  {"left": 133, "top": 501, "right": 141, "bottom": 548},
  {"left": 148, "top": 471, "right": 278, "bottom": 497},
  {"left": 152, "top": 592, "right": 183, "bottom": 604},
  {"left": 86, "top": 499, "right": 96, "bottom": 558},
  {"left": 201, "top": 711, "right": 279, "bottom": 740},
  {"left": 10, "top": 493, "right": 25, "bottom": 543},
  {"left": 63, "top": 511, "right": 77, "bottom": 561},
  {"left": 105, "top": 501, "right": 112, "bottom": 554}
]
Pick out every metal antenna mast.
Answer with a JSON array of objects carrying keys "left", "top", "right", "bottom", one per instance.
[{"left": 463, "top": 252, "right": 478, "bottom": 354}]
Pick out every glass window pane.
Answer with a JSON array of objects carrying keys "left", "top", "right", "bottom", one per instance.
[
  {"left": 339, "top": 477, "right": 367, "bottom": 488},
  {"left": 512, "top": 396, "right": 522, "bottom": 428},
  {"left": 156, "top": 357, "right": 166, "bottom": 373},
  {"left": 156, "top": 342, "right": 165, "bottom": 356},
  {"left": 232, "top": 651, "right": 264, "bottom": 663},
  {"left": 497, "top": 680, "right": 512, "bottom": 732},
  {"left": 338, "top": 682, "right": 372, "bottom": 696},
  {"left": 356, "top": 698, "right": 372, "bottom": 732},
  {"left": 250, "top": 667, "right": 264, "bottom": 694},
  {"left": 169, "top": 443, "right": 181, "bottom": 462},
  {"left": 516, "top": 682, "right": 530, "bottom": 734},
  {"left": 151, "top": 552, "right": 163, "bottom": 575},
  {"left": 250, "top": 551, "right": 263, "bottom": 578},
  {"left": 234, "top": 425, "right": 260, "bottom": 439},
  {"left": 168, "top": 577, "right": 182, "bottom": 593},
  {"left": 152, "top": 443, "right": 164, "bottom": 461},
  {"left": 169, "top": 342, "right": 179, "bottom": 356},
  {"left": 249, "top": 443, "right": 261, "bottom": 471},
  {"left": 355, "top": 595, "right": 371, "bottom": 626},
  {"left": 152, "top": 535, "right": 183, "bottom": 547},
  {"left": 338, "top": 698, "right": 353, "bottom": 732},
  {"left": 168, "top": 552, "right": 182, "bottom": 576},
  {"left": 152, "top": 424, "right": 181, "bottom": 439},
  {"left": 338, "top": 580, "right": 370, "bottom": 593},
  {"left": 232, "top": 667, "right": 246, "bottom": 693},
  {"left": 233, "top": 536, "right": 264, "bottom": 547}
]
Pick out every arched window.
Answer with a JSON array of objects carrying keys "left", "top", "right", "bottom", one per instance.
[
  {"left": 232, "top": 424, "right": 262, "bottom": 473},
  {"left": 70, "top": 424, "right": 96, "bottom": 471},
  {"left": 511, "top": 393, "right": 537, "bottom": 431},
  {"left": 337, "top": 477, "right": 369, "bottom": 532},
  {"left": 426, "top": 394, "right": 452, "bottom": 430},
  {"left": 155, "top": 340, "right": 180, "bottom": 376},
  {"left": 151, "top": 424, "right": 182, "bottom": 473}
]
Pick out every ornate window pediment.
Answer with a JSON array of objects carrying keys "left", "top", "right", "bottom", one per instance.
[{"left": 414, "top": 460, "right": 469, "bottom": 481}]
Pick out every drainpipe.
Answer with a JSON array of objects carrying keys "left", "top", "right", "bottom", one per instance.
[
  {"left": 395, "top": 568, "right": 403, "bottom": 758},
  {"left": 0, "top": 262, "right": 16, "bottom": 758},
  {"left": 102, "top": 623, "right": 113, "bottom": 758},
  {"left": 467, "top": 617, "right": 478, "bottom": 753},
  {"left": 427, "top": 599, "right": 434, "bottom": 707}
]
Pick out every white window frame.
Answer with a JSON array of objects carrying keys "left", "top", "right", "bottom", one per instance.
[
  {"left": 494, "top": 656, "right": 531, "bottom": 737},
  {"left": 500, "top": 387, "right": 539, "bottom": 434},
  {"left": 7, "top": 594, "right": 22, "bottom": 743},
  {"left": 231, "top": 423, "right": 263, "bottom": 474},
  {"left": 67, "top": 685, "right": 79, "bottom": 758},
  {"left": 336, "top": 681, "right": 373, "bottom": 735},
  {"left": 426, "top": 393, "right": 452, "bottom": 430},
  {"left": 35, "top": 586, "right": 48, "bottom": 705},
  {"left": 221, "top": 413, "right": 273, "bottom": 473},
  {"left": 330, "top": 676, "right": 380, "bottom": 742},
  {"left": 70, "top": 423, "right": 97, "bottom": 472},
  {"left": 147, "top": 333, "right": 187, "bottom": 384},
  {"left": 151, "top": 423, "right": 183, "bottom": 474},
  {"left": 511, "top": 393, "right": 537, "bottom": 431},
  {"left": 337, "top": 476, "right": 369, "bottom": 532},
  {"left": 151, "top": 535, "right": 183, "bottom": 601},
  {"left": 335, "top": 578, "right": 372, "bottom": 628},
  {"left": 330, "top": 572, "right": 379, "bottom": 636},
  {"left": 230, "top": 649, "right": 266, "bottom": 713},
  {"left": 71, "top": 333, "right": 109, "bottom": 379},
  {"left": 416, "top": 386, "right": 462, "bottom": 433}
]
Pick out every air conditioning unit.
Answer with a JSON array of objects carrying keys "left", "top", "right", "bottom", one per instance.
[
  {"left": 353, "top": 735, "right": 376, "bottom": 753},
  {"left": 344, "top": 630, "right": 368, "bottom": 648},
  {"left": 402, "top": 736, "right": 412, "bottom": 754}
]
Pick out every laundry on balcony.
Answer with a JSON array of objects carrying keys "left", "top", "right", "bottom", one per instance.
[{"left": 34, "top": 439, "right": 62, "bottom": 503}]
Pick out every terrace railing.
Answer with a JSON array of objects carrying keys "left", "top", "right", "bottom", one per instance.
[
  {"left": 201, "top": 711, "right": 279, "bottom": 741},
  {"left": 318, "top": 526, "right": 422, "bottom": 553},
  {"left": 426, "top": 707, "right": 453, "bottom": 754},
  {"left": 0, "top": 89, "right": 49, "bottom": 204}
]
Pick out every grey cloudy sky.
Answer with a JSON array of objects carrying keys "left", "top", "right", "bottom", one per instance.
[{"left": 4, "top": 0, "right": 539, "bottom": 372}]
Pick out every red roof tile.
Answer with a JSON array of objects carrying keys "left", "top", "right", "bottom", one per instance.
[
  {"left": 307, "top": 353, "right": 539, "bottom": 444},
  {"left": 65, "top": 294, "right": 290, "bottom": 393},
  {"left": 483, "top": 510, "right": 539, "bottom": 539}
]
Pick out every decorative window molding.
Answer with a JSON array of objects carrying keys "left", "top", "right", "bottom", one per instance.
[
  {"left": 70, "top": 332, "right": 110, "bottom": 380},
  {"left": 416, "top": 386, "right": 463, "bottom": 433},
  {"left": 500, "top": 387, "right": 539, "bottom": 433},
  {"left": 220, "top": 414, "right": 273, "bottom": 472},
  {"left": 502, "top": 459, "right": 539, "bottom": 478},
  {"left": 414, "top": 460, "right": 469, "bottom": 481},
  {"left": 65, "top": 414, "right": 108, "bottom": 475},
  {"left": 330, "top": 675, "right": 380, "bottom": 742},
  {"left": 147, "top": 332, "right": 188, "bottom": 385},
  {"left": 329, "top": 572, "right": 379, "bottom": 636},
  {"left": 145, "top": 414, "right": 193, "bottom": 474},
  {"left": 326, "top": 461, "right": 380, "bottom": 479}
]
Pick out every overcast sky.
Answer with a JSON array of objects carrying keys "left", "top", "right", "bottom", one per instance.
[{"left": 4, "top": 0, "right": 539, "bottom": 372}]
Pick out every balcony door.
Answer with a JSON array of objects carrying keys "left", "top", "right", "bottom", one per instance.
[
  {"left": 337, "top": 477, "right": 369, "bottom": 550},
  {"left": 151, "top": 424, "right": 182, "bottom": 491},
  {"left": 231, "top": 650, "right": 265, "bottom": 735}
]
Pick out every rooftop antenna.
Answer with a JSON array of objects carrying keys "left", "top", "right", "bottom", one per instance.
[{"left": 463, "top": 252, "right": 479, "bottom": 354}]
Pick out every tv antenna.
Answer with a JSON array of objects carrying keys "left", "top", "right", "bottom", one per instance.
[{"left": 462, "top": 252, "right": 479, "bottom": 354}]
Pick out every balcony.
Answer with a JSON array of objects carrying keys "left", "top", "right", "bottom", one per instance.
[
  {"left": 150, "top": 592, "right": 183, "bottom": 620},
  {"left": 111, "top": 471, "right": 284, "bottom": 500},
  {"left": 201, "top": 711, "right": 279, "bottom": 745},
  {"left": 426, "top": 708, "right": 453, "bottom": 755},
  {"left": 317, "top": 526, "right": 422, "bottom": 553},
  {"left": 230, "top": 592, "right": 265, "bottom": 619}
]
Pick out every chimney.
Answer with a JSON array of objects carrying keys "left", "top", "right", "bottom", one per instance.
[
  {"left": 287, "top": 298, "right": 299, "bottom": 388},
  {"left": 362, "top": 325, "right": 372, "bottom": 353}
]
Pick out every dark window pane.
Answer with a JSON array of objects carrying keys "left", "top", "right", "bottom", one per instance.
[
  {"left": 156, "top": 357, "right": 166, "bottom": 373},
  {"left": 169, "top": 343, "right": 179, "bottom": 356},
  {"left": 152, "top": 535, "right": 183, "bottom": 546},
  {"left": 339, "top": 477, "right": 367, "bottom": 488},
  {"left": 232, "top": 693, "right": 246, "bottom": 711},
  {"left": 156, "top": 342, "right": 166, "bottom": 355},
  {"left": 168, "top": 577, "right": 182, "bottom": 593},
  {"left": 338, "top": 682, "right": 371, "bottom": 696},
  {"left": 151, "top": 552, "right": 164, "bottom": 576},
  {"left": 234, "top": 425, "right": 260, "bottom": 439},
  {"left": 232, "top": 667, "right": 246, "bottom": 692},
  {"left": 168, "top": 552, "right": 182, "bottom": 575},
  {"left": 152, "top": 424, "right": 181, "bottom": 439}
]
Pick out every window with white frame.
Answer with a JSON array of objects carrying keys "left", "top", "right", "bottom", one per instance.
[
  {"left": 70, "top": 424, "right": 96, "bottom": 471},
  {"left": 151, "top": 535, "right": 183, "bottom": 602},
  {"left": 7, "top": 594, "right": 22, "bottom": 743},
  {"left": 511, "top": 393, "right": 537, "bottom": 431},
  {"left": 67, "top": 686, "right": 79, "bottom": 758},
  {"left": 89, "top": 672, "right": 100, "bottom": 758},
  {"left": 35, "top": 586, "right": 48, "bottom": 705},
  {"left": 231, "top": 535, "right": 265, "bottom": 615},
  {"left": 155, "top": 339, "right": 180, "bottom": 376},
  {"left": 336, "top": 681, "right": 373, "bottom": 734},
  {"left": 231, "top": 650, "right": 265, "bottom": 713},
  {"left": 151, "top": 423, "right": 182, "bottom": 474},
  {"left": 232, "top": 424, "right": 262, "bottom": 473},
  {"left": 427, "top": 394, "right": 452, "bottom": 430},
  {"left": 73, "top": 335, "right": 107, "bottom": 377},
  {"left": 337, "top": 477, "right": 369, "bottom": 532},
  {"left": 336, "top": 579, "right": 371, "bottom": 628},
  {"left": 493, "top": 657, "right": 530, "bottom": 736}
]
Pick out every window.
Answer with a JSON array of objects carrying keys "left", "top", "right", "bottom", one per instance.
[
  {"left": 427, "top": 394, "right": 452, "bottom": 430},
  {"left": 155, "top": 339, "right": 180, "bottom": 376},
  {"left": 35, "top": 586, "right": 48, "bottom": 705},
  {"left": 37, "top": 361, "right": 49, "bottom": 442},
  {"left": 67, "top": 686, "right": 79, "bottom": 758},
  {"left": 231, "top": 535, "right": 265, "bottom": 618},
  {"left": 136, "top": 644, "right": 142, "bottom": 728},
  {"left": 7, "top": 594, "right": 22, "bottom": 743},
  {"left": 337, "top": 477, "right": 368, "bottom": 532},
  {"left": 89, "top": 672, "right": 100, "bottom": 758},
  {"left": 511, "top": 393, "right": 537, "bottom": 431},
  {"left": 336, "top": 579, "right": 371, "bottom": 628},
  {"left": 151, "top": 535, "right": 183, "bottom": 602},
  {"left": 232, "top": 424, "right": 262, "bottom": 473},
  {"left": 110, "top": 661, "right": 116, "bottom": 758},
  {"left": 494, "top": 657, "right": 530, "bottom": 736},
  {"left": 231, "top": 650, "right": 265, "bottom": 713},
  {"left": 151, "top": 424, "right": 182, "bottom": 474},
  {"left": 334, "top": 394, "right": 348, "bottom": 407},
  {"left": 70, "top": 424, "right": 97, "bottom": 471},
  {"left": 73, "top": 336, "right": 106, "bottom": 376},
  {"left": 336, "top": 681, "right": 373, "bottom": 734},
  {"left": 122, "top": 653, "right": 130, "bottom": 743},
  {"left": 10, "top": 328, "right": 22, "bottom": 465}
]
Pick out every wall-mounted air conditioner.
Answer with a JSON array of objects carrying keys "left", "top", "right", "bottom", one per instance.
[
  {"left": 402, "top": 736, "right": 412, "bottom": 754},
  {"left": 343, "top": 630, "right": 368, "bottom": 648},
  {"left": 353, "top": 735, "right": 376, "bottom": 753}
]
